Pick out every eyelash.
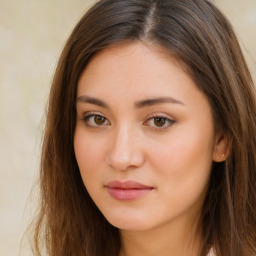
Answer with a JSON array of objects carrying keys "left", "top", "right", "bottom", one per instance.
[
  {"left": 82, "top": 113, "right": 175, "bottom": 129},
  {"left": 144, "top": 115, "right": 175, "bottom": 129},
  {"left": 82, "top": 113, "right": 110, "bottom": 127}
]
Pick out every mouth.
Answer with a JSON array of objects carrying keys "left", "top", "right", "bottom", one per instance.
[{"left": 105, "top": 180, "right": 154, "bottom": 201}]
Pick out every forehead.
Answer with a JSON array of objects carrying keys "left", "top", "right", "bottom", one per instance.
[
  {"left": 77, "top": 41, "right": 192, "bottom": 96},
  {"left": 76, "top": 41, "right": 214, "bottom": 134}
]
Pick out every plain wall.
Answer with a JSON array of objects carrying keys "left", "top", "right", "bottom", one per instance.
[{"left": 0, "top": 1, "right": 255, "bottom": 255}]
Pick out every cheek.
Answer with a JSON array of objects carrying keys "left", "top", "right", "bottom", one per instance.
[
  {"left": 148, "top": 136, "right": 213, "bottom": 220},
  {"left": 149, "top": 125, "right": 214, "bottom": 193},
  {"left": 151, "top": 139, "right": 213, "bottom": 173},
  {"left": 74, "top": 129, "right": 105, "bottom": 182}
]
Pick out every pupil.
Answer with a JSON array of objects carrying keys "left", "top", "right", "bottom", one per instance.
[
  {"left": 95, "top": 115, "right": 105, "bottom": 125},
  {"left": 154, "top": 118, "right": 165, "bottom": 127}
]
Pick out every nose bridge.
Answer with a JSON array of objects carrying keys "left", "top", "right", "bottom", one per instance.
[{"left": 107, "top": 122, "right": 144, "bottom": 171}]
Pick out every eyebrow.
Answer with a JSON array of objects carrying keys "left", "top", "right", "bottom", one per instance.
[
  {"left": 135, "top": 97, "right": 185, "bottom": 108},
  {"left": 76, "top": 95, "right": 109, "bottom": 108},
  {"left": 76, "top": 95, "right": 184, "bottom": 108}
]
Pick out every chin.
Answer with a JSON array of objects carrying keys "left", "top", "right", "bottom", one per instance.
[
  {"left": 102, "top": 210, "right": 155, "bottom": 231},
  {"left": 109, "top": 219, "right": 151, "bottom": 231}
]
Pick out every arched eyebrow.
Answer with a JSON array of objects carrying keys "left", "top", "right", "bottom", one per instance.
[
  {"left": 76, "top": 95, "right": 184, "bottom": 108},
  {"left": 76, "top": 95, "right": 109, "bottom": 108},
  {"left": 135, "top": 97, "right": 185, "bottom": 108}
]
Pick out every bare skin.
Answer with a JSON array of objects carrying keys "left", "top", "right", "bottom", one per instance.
[{"left": 74, "top": 41, "right": 228, "bottom": 256}]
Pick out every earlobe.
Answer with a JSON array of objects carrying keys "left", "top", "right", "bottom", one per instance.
[{"left": 213, "top": 134, "right": 230, "bottom": 162}]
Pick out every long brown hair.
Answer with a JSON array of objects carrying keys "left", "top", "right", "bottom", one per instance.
[{"left": 32, "top": 0, "right": 256, "bottom": 255}]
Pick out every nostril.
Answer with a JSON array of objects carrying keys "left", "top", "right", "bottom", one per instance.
[
  {"left": 106, "top": 127, "right": 145, "bottom": 171},
  {"left": 106, "top": 146, "right": 144, "bottom": 171}
]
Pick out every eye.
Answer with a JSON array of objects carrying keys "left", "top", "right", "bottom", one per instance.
[
  {"left": 82, "top": 114, "right": 110, "bottom": 127},
  {"left": 144, "top": 115, "right": 175, "bottom": 129},
  {"left": 153, "top": 117, "right": 168, "bottom": 127}
]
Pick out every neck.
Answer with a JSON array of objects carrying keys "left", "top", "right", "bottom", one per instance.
[{"left": 119, "top": 216, "right": 201, "bottom": 256}]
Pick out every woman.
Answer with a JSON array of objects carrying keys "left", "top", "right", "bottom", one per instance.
[{"left": 32, "top": 0, "right": 256, "bottom": 255}]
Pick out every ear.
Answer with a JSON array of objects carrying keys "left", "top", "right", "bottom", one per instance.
[{"left": 213, "top": 133, "right": 230, "bottom": 162}]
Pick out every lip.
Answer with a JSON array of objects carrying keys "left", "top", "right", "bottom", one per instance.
[{"left": 105, "top": 180, "right": 154, "bottom": 201}]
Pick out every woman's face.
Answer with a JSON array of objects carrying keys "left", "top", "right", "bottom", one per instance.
[{"left": 74, "top": 42, "right": 221, "bottom": 232}]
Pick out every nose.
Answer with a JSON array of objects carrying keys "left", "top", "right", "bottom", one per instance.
[{"left": 106, "top": 125, "right": 144, "bottom": 171}]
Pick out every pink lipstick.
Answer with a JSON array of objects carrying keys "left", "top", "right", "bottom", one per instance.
[{"left": 106, "top": 180, "right": 153, "bottom": 201}]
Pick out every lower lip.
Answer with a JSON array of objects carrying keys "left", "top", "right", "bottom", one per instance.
[{"left": 107, "top": 187, "right": 153, "bottom": 201}]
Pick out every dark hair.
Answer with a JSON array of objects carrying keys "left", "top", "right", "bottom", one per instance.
[{"left": 32, "top": 0, "right": 256, "bottom": 255}]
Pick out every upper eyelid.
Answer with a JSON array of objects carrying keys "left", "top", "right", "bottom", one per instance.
[
  {"left": 82, "top": 113, "right": 110, "bottom": 127},
  {"left": 82, "top": 111, "right": 106, "bottom": 117},
  {"left": 79, "top": 108, "right": 174, "bottom": 117},
  {"left": 80, "top": 111, "right": 175, "bottom": 123},
  {"left": 145, "top": 116, "right": 175, "bottom": 124},
  {"left": 83, "top": 113, "right": 108, "bottom": 120},
  {"left": 145, "top": 112, "right": 175, "bottom": 120},
  {"left": 81, "top": 110, "right": 108, "bottom": 118},
  {"left": 143, "top": 114, "right": 176, "bottom": 128}
]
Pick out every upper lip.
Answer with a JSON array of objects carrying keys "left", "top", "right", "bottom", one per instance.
[{"left": 106, "top": 180, "right": 153, "bottom": 189}]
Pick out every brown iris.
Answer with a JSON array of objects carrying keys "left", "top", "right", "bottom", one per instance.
[
  {"left": 154, "top": 117, "right": 166, "bottom": 127},
  {"left": 94, "top": 115, "right": 106, "bottom": 125}
]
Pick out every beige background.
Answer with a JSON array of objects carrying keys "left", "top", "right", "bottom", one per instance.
[{"left": 0, "top": 1, "right": 255, "bottom": 255}]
